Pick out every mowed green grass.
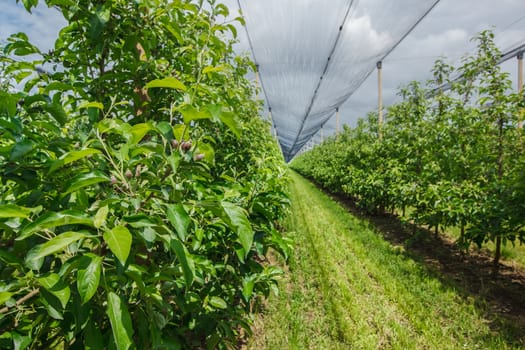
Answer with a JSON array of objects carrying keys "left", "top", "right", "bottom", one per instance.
[{"left": 248, "top": 171, "right": 522, "bottom": 350}]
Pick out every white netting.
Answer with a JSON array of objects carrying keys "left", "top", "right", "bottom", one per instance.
[{"left": 226, "top": 0, "right": 439, "bottom": 160}]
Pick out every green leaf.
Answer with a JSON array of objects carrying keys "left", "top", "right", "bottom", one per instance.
[
  {"left": 179, "top": 105, "right": 212, "bottom": 124},
  {"left": 167, "top": 153, "right": 181, "bottom": 174},
  {"left": 40, "top": 289, "right": 63, "bottom": 319},
  {"left": 18, "top": 210, "right": 94, "bottom": 240},
  {"left": 127, "top": 123, "right": 153, "bottom": 145},
  {"left": 145, "top": 77, "right": 187, "bottom": 91},
  {"left": 0, "top": 204, "right": 33, "bottom": 219},
  {"left": 87, "top": 8, "right": 110, "bottom": 42},
  {"left": 0, "top": 249, "right": 23, "bottom": 266},
  {"left": 64, "top": 171, "right": 110, "bottom": 195},
  {"left": 196, "top": 143, "right": 215, "bottom": 163},
  {"left": 123, "top": 214, "right": 157, "bottom": 228},
  {"left": 79, "top": 101, "right": 104, "bottom": 110},
  {"left": 221, "top": 202, "right": 253, "bottom": 257},
  {"left": 220, "top": 112, "right": 242, "bottom": 138},
  {"left": 166, "top": 204, "right": 190, "bottom": 241},
  {"left": 5, "top": 34, "right": 40, "bottom": 55},
  {"left": 103, "top": 226, "right": 132, "bottom": 265},
  {"left": 202, "top": 65, "right": 225, "bottom": 74},
  {"left": 49, "top": 148, "right": 102, "bottom": 173},
  {"left": 155, "top": 121, "right": 173, "bottom": 138},
  {"left": 77, "top": 254, "right": 102, "bottom": 304},
  {"left": 44, "top": 82, "right": 74, "bottom": 94},
  {"left": 84, "top": 320, "right": 104, "bottom": 349},
  {"left": 0, "top": 91, "right": 18, "bottom": 118},
  {"left": 10, "top": 140, "right": 34, "bottom": 161},
  {"left": 42, "top": 103, "right": 67, "bottom": 125},
  {"left": 94, "top": 205, "right": 109, "bottom": 229},
  {"left": 164, "top": 23, "right": 183, "bottom": 43},
  {"left": 26, "top": 231, "right": 85, "bottom": 262},
  {"left": 107, "top": 292, "right": 134, "bottom": 350},
  {"left": 242, "top": 275, "right": 256, "bottom": 301},
  {"left": 173, "top": 124, "right": 190, "bottom": 141},
  {"left": 38, "top": 273, "right": 70, "bottom": 309},
  {"left": 205, "top": 104, "right": 222, "bottom": 122},
  {"left": 13, "top": 70, "right": 33, "bottom": 83},
  {"left": 96, "top": 118, "right": 124, "bottom": 134},
  {"left": 19, "top": 0, "right": 37, "bottom": 11},
  {"left": 0, "top": 292, "right": 13, "bottom": 305},
  {"left": 12, "top": 331, "right": 32, "bottom": 350},
  {"left": 208, "top": 296, "right": 227, "bottom": 309},
  {"left": 170, "top": 238, "right": 194, "bottom": 289}
]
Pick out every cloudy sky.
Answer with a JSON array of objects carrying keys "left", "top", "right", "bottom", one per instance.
[{"left": 1, "top": 0, "right": 525, "bottom": 157}]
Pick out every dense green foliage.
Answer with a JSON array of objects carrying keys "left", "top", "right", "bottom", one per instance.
[
  {"left": 291, "top": 31, "right": 525, "bottom": 269},
  {"left": 0, "top": 0, "right": 290, "bottom": 349},
  {"left": 249, "top": 171, "right": 522, "bottom": 349}
]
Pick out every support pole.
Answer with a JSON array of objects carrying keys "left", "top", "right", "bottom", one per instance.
[
  {"left": 255, "top": 64, "right": 260, "bottom": 98},
  {"left": 335, "top": 107, "right": 340, "bottom": 136},
  {"left": 518, "top": 52, "right": 523, "bottom": 128},
  {"left": 268, "top": 108, "right": 275, "bottom": 138},
  {"left": 519, "top": 52, "right": 523, "bottom": 93},
  {"left": 320, "top": 126, "right": 324, "bottom": 143},
  {"left": 377, "top": 61, "right": 383, "bottom": 140}
]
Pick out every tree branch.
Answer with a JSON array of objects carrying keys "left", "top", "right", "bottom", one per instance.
[{"left": 0, "top": 288, "right": 40, "bottom": 314}]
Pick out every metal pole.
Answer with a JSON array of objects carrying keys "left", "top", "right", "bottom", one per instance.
[
  {"left": 320, "top": 126, "right": 324, "bottom": 142},
  {"left": 518, "top": 52, "right": 523, "bottom": 128},
  {"left": 377, "top": 61, "right": 383, "bottom": 140},
  {"left": 336, "top": 107, "right": 340, "bottom": 135}
]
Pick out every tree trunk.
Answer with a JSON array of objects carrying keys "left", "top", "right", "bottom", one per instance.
[{"left": 493, "top": 235, "right": 502, "bottom": 275}]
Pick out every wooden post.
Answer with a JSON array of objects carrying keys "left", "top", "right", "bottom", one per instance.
[
  {"left": 377, "top": 61, "right": 383, "bottom": 140},
  {"left": 255, "top": 64, "right": 260, "bottom": 97},
  {"left": 518, "top": 52, "right": 523, "bottom": 128},
  {"left": 335, "top": 107, "right": 340, "bottom": 136},
  {"left": 519, "top": 52, "right": 523, "bottom": 93},
  {"left": 268, "top": 108, "right": 276, "bottom": 138}
]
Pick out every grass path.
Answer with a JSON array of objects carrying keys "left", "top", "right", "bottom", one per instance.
[{"left": 247, "top": 171, "right": 521, "bottom": 349}]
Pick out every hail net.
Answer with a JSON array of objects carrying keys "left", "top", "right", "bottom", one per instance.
[{"left": 225, "top": 0, "right": 439, "bottom": 161}]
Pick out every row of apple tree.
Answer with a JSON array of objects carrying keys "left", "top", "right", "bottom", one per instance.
[
  {"left": 0, "top": 0, "right": 290, "bottom": 349},
  {"left": 291, "top": 30, "right": 525, "bottom": 271}
]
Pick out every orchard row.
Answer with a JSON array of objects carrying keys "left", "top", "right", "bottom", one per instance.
[
  {"left": 291, "top": 31, "right": 525, "bottom": 271},
  {"left": 0, "top": 1, "right": 289, "bottom": 349}
]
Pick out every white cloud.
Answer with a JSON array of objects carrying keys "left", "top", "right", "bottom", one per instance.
[
  {"left": 0, "top": 2, "right": 66, "bottom": 51},
  {"left": 343, "top": 15, "right": 394, "bottom": 57}
]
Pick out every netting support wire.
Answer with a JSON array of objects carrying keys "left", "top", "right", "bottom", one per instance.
[
  {"left": 287, "top": 0, "right": 441, "bottom": 160},
  {"left": 285, "top": 0, "right": 357, "bottom": 160},
  {"left": 235, "top": 0, "right": 272, "bottom": 112},
  {"left": 430, "top": 41, "right": 525, "bottom": 97},
  {"left": 377, "top": 61, "right": 383, "bottom": 140}
]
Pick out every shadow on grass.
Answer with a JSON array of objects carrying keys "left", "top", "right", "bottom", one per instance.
[{"left": 310, "top": 183, "right": 525, "bottom": 347}]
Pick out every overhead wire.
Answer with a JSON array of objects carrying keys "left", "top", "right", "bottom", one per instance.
[
  {"left": 296, "top": 0, "right": 442, "bottom": 157},
  {"left": 235, "top": 0, "right": 277, "bottom": 134},
  {"left": 428, "top": 39, "right": 525, "bottom": 96},
  {"left": 285, "top": 0, "right": 357, "bottom": 160}
]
